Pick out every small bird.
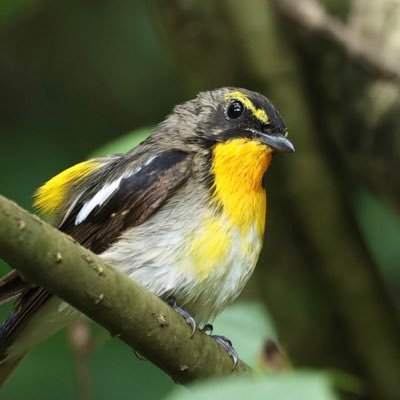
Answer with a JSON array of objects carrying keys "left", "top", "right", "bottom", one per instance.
[{"left": 0, "top": 87, "right": 294, "bottom": 384}]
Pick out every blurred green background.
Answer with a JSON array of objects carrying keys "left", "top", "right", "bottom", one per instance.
[{"left": 1, "top": 1, "right": 400, "bottom": 399}]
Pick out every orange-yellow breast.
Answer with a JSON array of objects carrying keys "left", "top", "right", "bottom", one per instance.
[
  {"left": 181, "top": 138, "right": 272, "bottom": 283},
  {"left": 211, "top": 138, "right": 272, "bottom": 236},
  {"left": 175, "top": 138, "right": 272, "bottom": 318}
]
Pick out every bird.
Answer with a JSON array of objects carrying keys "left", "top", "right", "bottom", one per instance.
[{"left": 0, "top": 87, "right": 294, "bottom": 384}]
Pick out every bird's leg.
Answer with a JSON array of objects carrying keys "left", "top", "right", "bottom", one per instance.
[
  {"left": 165, "top": 296, "right": 197, "bottom": 337},
  {"left": 202, "top": 324, "right": 239, "bottom": 369}
]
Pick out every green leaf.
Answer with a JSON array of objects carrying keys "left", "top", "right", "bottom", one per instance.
[
  {"left": 91, "top": 127, "right": 152, "bottom": 157},
  {"left": 164, "top": 372, "right": 338, "bottom": 400}
]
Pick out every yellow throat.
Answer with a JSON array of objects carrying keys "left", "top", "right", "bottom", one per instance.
[{"left": 211, "top": 138, "right": 272, "bottom": 236}]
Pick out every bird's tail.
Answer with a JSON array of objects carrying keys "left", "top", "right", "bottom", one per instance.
[{"left": 0, "top": 294, "right": 81, "bottom": 387}]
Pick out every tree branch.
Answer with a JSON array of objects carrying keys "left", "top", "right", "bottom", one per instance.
[
  {"left": 0, "top": 195, "right": 250, "bottom": 383},
  {"left": 271, "top": 0, "right": 400, "bottom": 83}
]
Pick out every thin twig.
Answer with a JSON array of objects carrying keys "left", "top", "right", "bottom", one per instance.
[{"left": 68, "top": 321, "right": 94, "bottom": 400}]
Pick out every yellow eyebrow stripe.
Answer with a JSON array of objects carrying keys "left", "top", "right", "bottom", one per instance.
[
  {"left": 224, "top": 91, "right": 269, "bottom": 124},
  {"left": 34, "top": 159, "right": 101, "bottom": 214}
]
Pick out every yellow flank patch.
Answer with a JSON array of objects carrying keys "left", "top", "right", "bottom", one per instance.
[
  {"left": 211, "top": 138, "right": 271, "bottom": 236},
  {"left": 33, "top": 160, "right": 100, "bottom": 214},
  {"left": 187, "top": 217, "right": 231, "bottom": 280},
  {"left": 225, "top": 91, "right": 268, "bottom": 124}
]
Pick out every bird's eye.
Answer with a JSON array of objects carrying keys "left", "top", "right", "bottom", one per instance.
[{"left": 226, "top": 100, "right": 245, "bottom": 119}]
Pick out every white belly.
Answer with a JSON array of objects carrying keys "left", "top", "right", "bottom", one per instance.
[{"left": 101, "top": 201, "right": 263, "bottom": 325}]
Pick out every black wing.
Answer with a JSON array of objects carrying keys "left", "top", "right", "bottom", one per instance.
[
  {"left": 0, "top": 149, "right": 192, "bottom": 359},
  {"left": 59, "top": 149, "right": 192, "bottom": 253}
]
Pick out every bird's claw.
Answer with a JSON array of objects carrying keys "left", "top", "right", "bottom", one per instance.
[
  {"left": 202, "top": 324, "right": 239, "bottom": 369},
  {"left": 165, "top": 297, "right": 238, "bottom": 367},
  {"left": 211, "top": 335, "right": 239, "bottom": 369},
  {"left": 166, "top": 296, "right": 197, "bottom": 337}
]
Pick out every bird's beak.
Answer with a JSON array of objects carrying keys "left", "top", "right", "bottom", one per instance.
[{"left": 255, "top": 131, "right": 295, "bottom": 153}]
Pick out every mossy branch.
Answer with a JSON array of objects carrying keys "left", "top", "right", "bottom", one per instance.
[{"left": 0, "top": 195, "right": 250, "bottom": 383}]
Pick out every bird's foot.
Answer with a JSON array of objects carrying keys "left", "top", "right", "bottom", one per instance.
[
  {"left": 166, "top": 296, "right": 196, "bottom": 337},
  {"left": 202, "top": 324, "right": 239, "bottom": 369},
  {"left": 212, "top": 335, "right": 239, "bottom": 369}
]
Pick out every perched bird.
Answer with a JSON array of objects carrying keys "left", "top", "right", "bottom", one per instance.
[{"left": 0, "top": 87, "right": 294, "bottom": 384}]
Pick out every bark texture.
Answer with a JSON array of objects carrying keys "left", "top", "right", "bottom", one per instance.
[{"left": 0, "top": 195, "right": 249, "bottom": 384}]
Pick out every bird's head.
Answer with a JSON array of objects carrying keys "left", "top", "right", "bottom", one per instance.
[{"left": 163, "top": 87, "right": 294, "bottom": 154}]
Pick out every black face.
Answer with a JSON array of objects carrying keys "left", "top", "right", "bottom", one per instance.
[
  {"left": 202, "top": 89, "right": 294, "bottom": 153},
  {"left": 224, "top": 92, "right": 287, "bottom": 133}
]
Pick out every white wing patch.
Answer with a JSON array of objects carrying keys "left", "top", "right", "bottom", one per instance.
[
  {"left": 74, "top": 155, "right": 159, "bottom": 226},
  {"left": 75, "top": 178, "right": 122, "bottom": 225},
  {"left": 142, "top": 155, "right": 157, "bottom": 167}
]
